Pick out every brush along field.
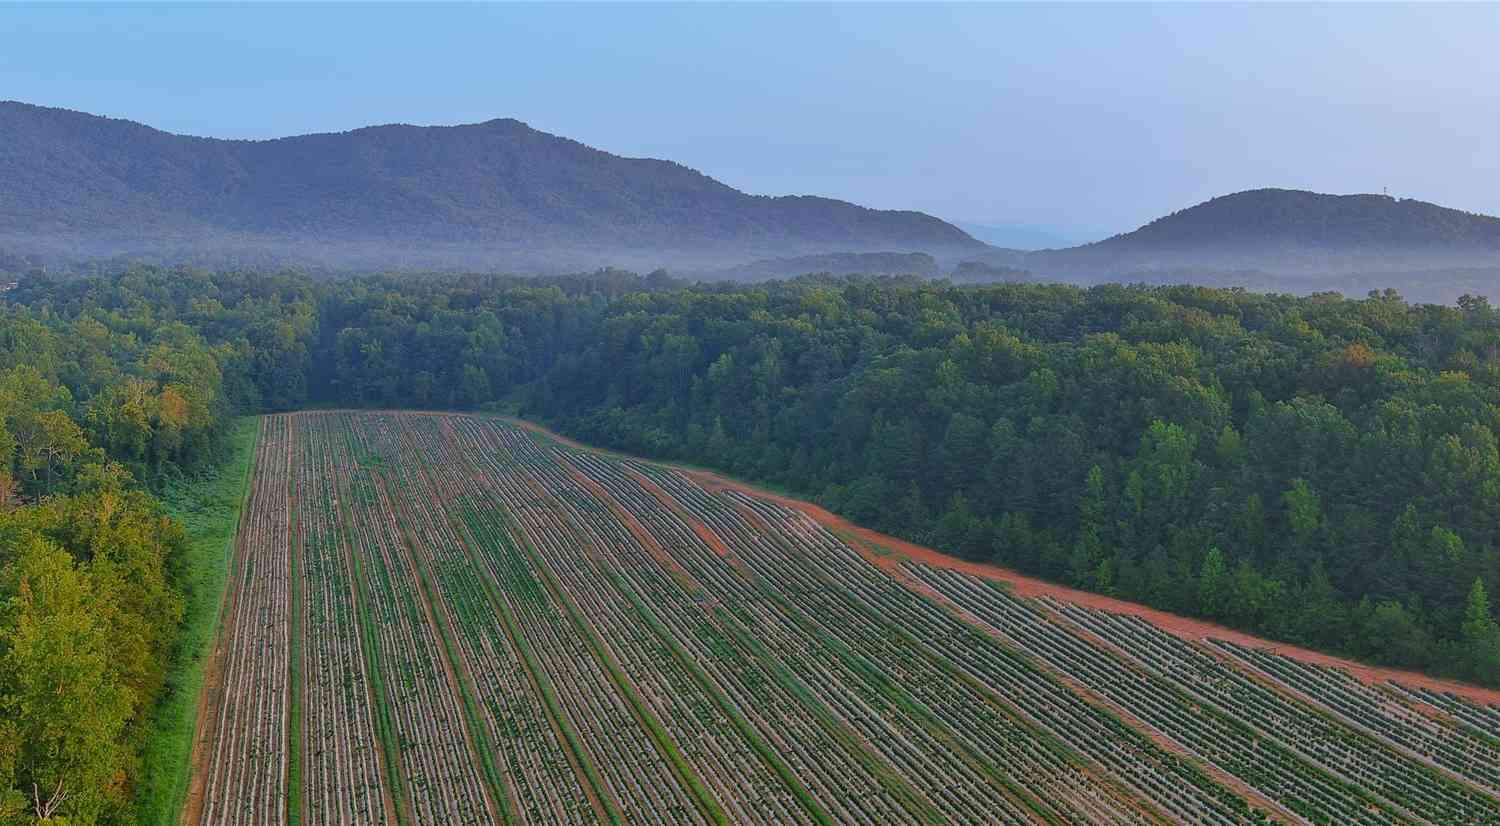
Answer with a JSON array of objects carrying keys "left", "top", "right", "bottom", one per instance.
[{"left": 194, "top": 411, "right": 1500, "bottom": 825}]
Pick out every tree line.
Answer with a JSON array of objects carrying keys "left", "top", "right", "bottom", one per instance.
[
  {"left": 4, "top": 264, "right": 1500, "bottom": 821},
  {"left": 284, "top": 270, "right": 1500, "bottom": 685},
  {"left": 0, "top": 267, "right": 257, "bottom": 823}
]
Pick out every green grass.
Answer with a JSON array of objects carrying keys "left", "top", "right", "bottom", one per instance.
[{"left": 136, "top": 416, "right": 262, "bottom": 826}]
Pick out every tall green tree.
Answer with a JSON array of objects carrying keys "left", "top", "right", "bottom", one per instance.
[{"left": 1, "top": 537, "right": 135, "bottom": 825}]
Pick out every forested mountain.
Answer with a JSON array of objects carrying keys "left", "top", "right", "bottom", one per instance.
[
  {"left": 1027, "top": 189, "right": 1500, "bottom": 289},
  {"left": 1101, "top": 189, "right": 1500, "bottom": 249},
  {"left": 0, "top": 101, "right": 979, "bottom": 271},
  {"left": 10, "top": 100, "right": 1500, "bottom": 295}
]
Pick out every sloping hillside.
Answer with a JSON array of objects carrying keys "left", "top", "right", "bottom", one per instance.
[
  {"left": 1028, "top": 189, "right": 1500, "bottom": 283},
  {"left": 0, "top": 101, "right": 979, "bottom": 267},
  {"left": 1096, "top": 189, "right": 1500, "bottom": 250}
]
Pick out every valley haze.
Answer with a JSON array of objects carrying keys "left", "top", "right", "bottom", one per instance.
[{"left": 4, "top": 100, "right": 1500, "bottom": 303}]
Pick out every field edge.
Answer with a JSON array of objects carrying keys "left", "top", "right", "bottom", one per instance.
[
  {"left": 502, "top": 413, "right": 1500, "bottom": 708},
  {"left": 135, "top": 415, "right": 262, "bottom": 826}
]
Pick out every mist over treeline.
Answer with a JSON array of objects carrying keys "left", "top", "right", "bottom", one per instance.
[
  {"left": 8, "top": 103, "right": 1500, "bottom": 302},
  {"left": 0, "top": 232, "right": 977, "bottom": 280},
  {"left": 7, "top": 238, "right": 1500, "bottom": 307}
]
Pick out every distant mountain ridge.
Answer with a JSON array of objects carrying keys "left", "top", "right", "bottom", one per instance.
[
  {"left": 1096, "top": 189, "right": 1500, "bottom": 249},
  {"left": 5, "top": 102, "right": 1498, "bottom": 296},
  {"left": 0, "top": 101, "right": 979, "bottom": 269},
  {"left": 1022, "top": 189, "right": 1500, "bottom": 279}
]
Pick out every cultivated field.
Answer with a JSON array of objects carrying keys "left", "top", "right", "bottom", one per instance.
[{"left": 193, "top": 411, "right": 1500, "bottom": 825}]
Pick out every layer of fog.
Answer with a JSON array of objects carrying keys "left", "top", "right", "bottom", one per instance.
[{"left": 4, "top": 231, "right": 1500, "bottom": 306}]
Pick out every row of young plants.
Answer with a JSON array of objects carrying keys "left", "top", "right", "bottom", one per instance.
[
  {"left": 559, "top": 445, "right": 1056, "bottom": 824},
  {"left": 1211, "top": 639, "right": 1500, "bottom": 796},
  {"left": 684, "top": 480, "right": 1256, "bottom": 825},
  {"left": 1043, "top": 594, "right": 1500, "bottom": 822},
  {"left": 294, "top": 419, "right": 393, "bottom": 824},
  {"left": 561, "top": 437, "right": 1056, "bottom": 821},
  {"left": 911, "top": 565, "right": 1402, "bottom": 824},
  {"left": 201, "top": 415, "right": 295, "bottom": 826},
  {"left": 611, "top": 457, "right": 1136, "bottom": 824},
  {"left": 379, "top": 415, "right": 605, "bottom": 825},
  {"left": 471, "top": 424, "right": 821, "bottom": 824},
  {"left": 1386, "top": 683, "right": 1500, "bottom": 744},
  {"left": 559, "top": 449, "right": 968, "bottom": 825},
  {"left": 438, "top": 420, "right": 709, "bottom": 824},
  {"left": 468, "top": 422, "right": 864, "bottom": 821},
  {"left": 324, "top": 414, "right": 495, "bottom": 824},
  {"left": 492, "top": 429, "right": 932, "bottom": 824}
]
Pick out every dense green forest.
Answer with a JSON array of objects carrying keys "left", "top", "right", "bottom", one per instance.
[
  {"left": 4, "top": 264, "right": 1500, "bottom": 823},
  {"left": 0, "top": 270, "right": 242, "bottom": 824}
]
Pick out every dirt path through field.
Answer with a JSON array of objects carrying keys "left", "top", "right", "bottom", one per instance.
[{"left": 501, "top": 415, "right": 1500, "bottom": 708}]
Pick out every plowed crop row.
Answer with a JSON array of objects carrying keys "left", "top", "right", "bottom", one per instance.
[
  {"left": 296, "top": 420, "right": 392, "bottom": 825},
  {"left": 201, "top": 415, "right": 295, "bottom": 826},
  {"left": 195, "top": 412, "right": 1500, "bottom": 825}
]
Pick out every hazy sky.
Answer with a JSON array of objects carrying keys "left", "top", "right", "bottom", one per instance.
[{"left": 4, "top": 3, "right": 1498, "bottom": 241}]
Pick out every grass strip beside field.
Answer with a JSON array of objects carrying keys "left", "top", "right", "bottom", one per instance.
[{"left": 136, "top": 416, "right": 260, "bottom": 826}]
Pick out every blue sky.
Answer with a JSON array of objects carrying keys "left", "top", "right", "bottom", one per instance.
[{"left": 3, "top": 3, "right": 1498, "bottom": 241}]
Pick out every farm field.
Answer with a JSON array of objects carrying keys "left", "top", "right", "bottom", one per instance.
[{"left": 193, "top": 411, "right": 1500, "bottom": 825}]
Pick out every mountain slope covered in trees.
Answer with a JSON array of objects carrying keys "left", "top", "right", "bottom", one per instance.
[
  {"left": 0, "top": 101, "right": 979, "bottom": 270},
  {"left": 1102, "top": 189, "right": 1500, "bottom": 249},
  {"left": 1025, "top": 189, "right": 1500, "bottom": 283}
]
